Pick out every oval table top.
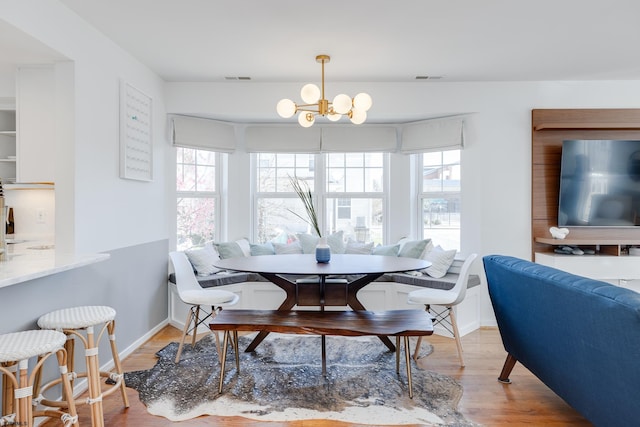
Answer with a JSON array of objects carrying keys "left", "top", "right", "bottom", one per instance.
[{"left": 213, "top": 253, "right": 430, "bottom": 276}]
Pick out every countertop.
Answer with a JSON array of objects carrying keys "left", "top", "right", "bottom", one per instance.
[{"left": 0, "top": 240, "right": 110, "bottom": 289}]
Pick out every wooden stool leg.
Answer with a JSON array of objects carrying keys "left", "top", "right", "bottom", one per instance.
[
  {"left": 218, "top": 331, "right": 229, "bottom": 393},
  {"left": 233, "top": 331, "right": 240, "bottom": 373},
  {"left": 1, "top": 362, "right": 16, "bottom": 417},
  {"left": 395, "top": 336, "right": 400, "bottom": 373},
  {"left": 65, "top": 334, "right": 75, "bottom": 390},
  {"left": 56, "top": 349, "right": 79, "bottom": 427},
  {"left": 403, "top": 336, "right": 413, "bottom": 399},
  {"left": 107, "top": 320, "right": 130, "bottom": 408},
  {"left": 85, "top": 326, "right": 104, "bottom": 427},
  {"left": 15, "top": 359, "right": 33, "bottom": 427}
]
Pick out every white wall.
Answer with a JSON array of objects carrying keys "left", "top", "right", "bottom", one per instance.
[
  {"left": 1, "top": 1, "right": 168, "bottom": 254},
  {"left": 0, "top": 1, "right": 171, "bottom": 377},
  {"left": 166, "top": 79, "right": 640, "bottom": 327}
]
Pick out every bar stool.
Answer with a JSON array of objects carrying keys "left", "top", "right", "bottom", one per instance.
[
  {"left": 36, "top": 306, "right": 129, "bottom": 427},
  {"left": 0, "top": 329, "right": 79, "bottom": 427}
]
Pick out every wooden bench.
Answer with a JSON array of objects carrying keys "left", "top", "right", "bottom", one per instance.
[{"left": 210, "top": 309, "right": 434, "bottom": 398}]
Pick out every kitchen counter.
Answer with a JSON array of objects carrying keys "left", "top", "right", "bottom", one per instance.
[{"left": 0, "top": 242, "right": 110, "bottom": 289}]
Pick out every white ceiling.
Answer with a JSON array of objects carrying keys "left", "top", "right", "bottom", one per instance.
[{"left": 49, "top": 0, "right": 640, "bottom": 83}]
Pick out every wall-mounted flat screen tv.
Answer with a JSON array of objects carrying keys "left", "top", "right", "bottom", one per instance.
[{"left": 558, "top": 139, "right": 640, "bottom": 227}]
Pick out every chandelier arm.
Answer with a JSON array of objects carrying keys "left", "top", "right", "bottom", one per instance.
[{"left": 297, "top": 104, "right": 321, "bottom": 113}]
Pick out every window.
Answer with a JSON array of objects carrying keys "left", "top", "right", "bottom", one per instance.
[
  {"left": 420, "top": 150, "right": 460, "bottom": 250},
  {"left": 325, "top": 153, "right": 385, "bottom": 244},
  {"left": 254, "top": 152, "right": 387, "bottom": 245},
  {"left": 176, "top": 148, "right": 219, "bottom": 249},
  {"left": 255, "top": 153, "right": 316, "bottom": 243}
]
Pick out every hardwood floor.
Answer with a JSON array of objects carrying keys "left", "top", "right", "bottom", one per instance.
[{"left": 41, "top": 325, "right": 592, "bottom": 426}]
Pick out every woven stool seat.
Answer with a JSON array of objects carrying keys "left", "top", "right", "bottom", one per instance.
[
  {"left": 0, "top": 330, "right": 66, "bottom": 363},
  {"left": 0, "top": 330, "right": 79, "bottom": 427},
  {"left": 37, "top": 306, "right": 116, "bottom": 330}
]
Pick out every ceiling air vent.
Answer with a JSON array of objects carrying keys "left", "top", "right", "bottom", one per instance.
[
  {"left": 415, "top": 75, "right": 443, "bottom": 80},
  {"left": 224, "top": 76, "right": 252, "bottom": 80}
]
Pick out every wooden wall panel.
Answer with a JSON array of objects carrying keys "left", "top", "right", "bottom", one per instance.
[{"left": 530, "top": 109, "right": 640, "bottom": 259}]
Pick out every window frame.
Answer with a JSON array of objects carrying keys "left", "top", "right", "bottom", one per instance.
[
  {"left": 251, "top": 152, "right": 389, "bottom": 244},
  {"left": 176, "top": 147, "right": 222, "bottom": 249},
  {"left": 417, "top": 150, "right": 461, "bottom": 250}
]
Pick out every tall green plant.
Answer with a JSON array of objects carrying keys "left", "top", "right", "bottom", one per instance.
[{"left": 288, "top": 175, "right": 321, "bottom": 237}]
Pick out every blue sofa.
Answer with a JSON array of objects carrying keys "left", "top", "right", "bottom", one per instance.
[{"left": 483, "top": 255, "right": 640, "bottom": 427}]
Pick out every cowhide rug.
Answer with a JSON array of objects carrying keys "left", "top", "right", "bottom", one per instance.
[{"left": 124, "top": 333, "right": 479, "bottom": 426}]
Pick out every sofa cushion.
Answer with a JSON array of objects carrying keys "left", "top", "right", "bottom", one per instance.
[{"left": 388, "top": 272, "right": 481, "bottom": 290}]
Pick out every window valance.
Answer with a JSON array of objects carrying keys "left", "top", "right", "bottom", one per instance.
[
  {"left": 244, "top": 126, "right": 322, "bottom": 153},
  {"left": 320, "top": 126, "right": 397, "bottom": 152},
  {"left": 400, "top": 116, "right": 465, "bottom": 153},
  {"left": 171, "top": 115, "right": 236, "bottom": 153},
  {"left": 245, "top": 125, "right": 397, "bottom": 153}
]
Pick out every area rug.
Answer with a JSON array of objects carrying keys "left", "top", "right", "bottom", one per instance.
[{"left": 124, "top": 333, "right": 479, "bottom": 426}]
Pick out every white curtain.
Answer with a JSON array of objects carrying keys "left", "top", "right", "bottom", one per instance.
[
  {"left": 171, "top": 115, "right": 236, "bottom": 153},
  {"left": 400, "top": 116, "right": 465, "bottom": 153}
]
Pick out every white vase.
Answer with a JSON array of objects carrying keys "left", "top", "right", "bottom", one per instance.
[{"left": 315, "top": 236, "right": 331, "bottom": 263}]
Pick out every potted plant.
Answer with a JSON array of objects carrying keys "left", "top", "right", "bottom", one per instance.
[{"left": 288, "top": 175, "right": 330, "bottom": 262}]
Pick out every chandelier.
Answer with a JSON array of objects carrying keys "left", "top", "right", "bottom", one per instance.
[{"left": 276, "top": 54, "right": 372, "bottom": 127}]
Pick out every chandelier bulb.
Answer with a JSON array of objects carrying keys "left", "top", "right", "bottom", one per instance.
[
  {"left": 300, "top": 84, "right": 321, "bottom": 104},
  {"left": 353, "top": 93, "right": 373, "bottom": 112},
  {"left": 349, "top": 108, "right": 367, "bottom": 125},
  {"left": 298, "top": 111, "right": 315, "bottom": 127},
  {"left": 327, "top": 111, "right": 342, "bottom": 122},
  {"left": 276, "top": 99, "right": 297, "bottom": 118},
  {"left": 332, "top": 94, "right": 352, "bottom": 115}
]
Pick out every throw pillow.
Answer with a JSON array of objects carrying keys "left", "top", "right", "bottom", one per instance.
[
  {"left": 345, "top": 239, "right": 374, "bottom": 254},
  {"left": 372, "top": 243, "right": 400, "bottom": 256},
  {"left": 273, "top": 241, "right": 304, "bottom": 254},
  {"left": 296, "top": 231, "right": 346, "bottom": 254},
  {"left": 235, "top": 238, "right": 251, "bottom": 257},
  {"left": 250, "top": 242, "right": 275, "bottom": 256},
  {"left": 215, "top": 239, "right": 249, "bottom": 259},
  {"left": 397, "top": 238, "right": 432, "bottom": 259},
  {"left": 327, "top": 230, "right": 346, "bottom": 254},
  {"left": 423, "top": 245, "right": 457, "bottom": 278},
  {"left": 296, "top": 233, "right": 320, "bottom": 254},
  {"left": 184, "top": 243, "right": 221, "bottom": 276}
]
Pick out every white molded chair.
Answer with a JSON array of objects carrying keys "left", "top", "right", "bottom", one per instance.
[
  {"left": 407, "top": 253, "right": 478, "bottom": 367},
  {"left": 169, "top": 251, "right": 240, "bottom": 363}
]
